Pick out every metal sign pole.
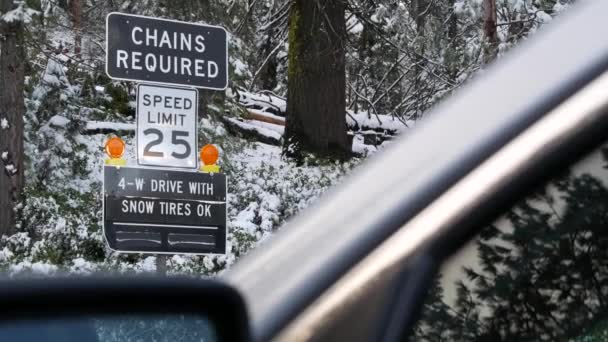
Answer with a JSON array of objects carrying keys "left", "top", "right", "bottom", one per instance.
[{"left": 156, "top": 254, "right": 167, "bottom": 276}]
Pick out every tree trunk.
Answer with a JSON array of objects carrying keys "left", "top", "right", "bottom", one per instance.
[
  {"left": 259, "top": 29, "right": 278, "bottom": 91},
  {"left": 447, "top": 0, "right": 459, "bottom": 82},
  {"left": 412, "top": 0, "right": 427, "bottom": 35},
  {"left": 0, "top": 0, "right": 26, "bottom": 236},
  {"left": 70, "top": 0, "right": 82, "bottom": 53},
  {"left": 198, "top": 89, "right": 208, "bottom": 120},
  {"left": 483, "top": 0, "right": 498, "bottom": 63},
  {"left": 284, "top": 0, "right": 349, "bottom": 160},
  {"left": 410, "top": 0, "right": 427, "bottom": 120}
]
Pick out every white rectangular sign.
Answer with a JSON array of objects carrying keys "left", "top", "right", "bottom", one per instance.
[{"left": 137, "top": 84, "right": 198, "bottom": 169}]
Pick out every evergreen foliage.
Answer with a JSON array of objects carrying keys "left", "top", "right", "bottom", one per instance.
[{"left": 414, "top": 148, "right": 608, "bottom": 341}]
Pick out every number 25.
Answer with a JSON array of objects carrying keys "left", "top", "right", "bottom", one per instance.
[{"left": 143, "top": 129, "right": 191, "bottom": 159}]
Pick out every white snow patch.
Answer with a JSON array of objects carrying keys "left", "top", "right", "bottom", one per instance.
[
  {"left": 85, "top": 121, "right": 136, "bottom": 131},
  {"left": 352, "top": 135, "right": 377, "bottom": 155},
  {"left": 228, "top": 88, "right": 286, "bottom": 114},
  {"left": 1, "top": 3, "right": 39, "bottom": 24},
  {"left": 536, "top": 11, "right": 553, "bottom": 24},
  {"left": 232, "top": 57, "right": 250, "bottom": 77},
  {"left": 242, "top": 116, "right": 284, "bottom": 136},
  {"left": 201, "top": 117, "right": 227, "bottom": 136},
  {"left": 1, "top": 118, "right": 8, "bottom": 129},
  {"left": 49, "top": 115, "right": 70, "bottom": 127},
  {"left": 34, "top": 59, "right": 73, "bottom": 100},
  {"left": 203, "top": 256, "right": 214, "bottom": 270},
  {"left": 347, "top": 15, "right": 363, "bottom": 34},
  {"left": 43, "top": 74, "right": 61, "bottom": 86},
  {"left": 0, "top": 248, "right": 13, "bottom": 262},
  {"left": 10, "top": 261, "right": 58, "bottom": 276},
  {"left": 454, "top": 1, "right": 466, "bottom": 15},
  {"left": 234, "top": 141, "right": 283, "bottom": 169},
  {"left": 234, "top": 202, "right": 259, "bottom": 234},
  {"left": 347, "top": 111, "right": 411, "bottom": 132},
  {"left": 5, "top": 164, "right": 16, "bottom": 174},
  {"left": 43, "top": 59, "right": 69, "bottom": 87},
  {"left": 249, "top": 121, "right": 284, "bottom": 136},
  {"left": 70, "top": 258, "right": 96, "bottom": 274},
  {"left": 553, "top": 2, "right": 570, "bottom": 14},
  {"left": 139, "top": 256, "right": 157, "bottom": 273}
]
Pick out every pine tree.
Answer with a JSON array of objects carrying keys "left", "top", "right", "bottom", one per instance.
[
  {"left": 411, "top": 273, "right": 463, "bottom": 341},
  {"left": 414, "top": 143, "right": 608, "bottom": 341},
  {"left": 418, "top": 169, "right": 608, "bottom": 340},
  {"left": 458, "top": 172, "right": 608, "bottom": 340},
  {"left": 482, "top": 0, "right": 498, "bottom": 63},
  {"left": 0, "top": 0, "right": 29, "bottom": 235},
  {"left": 283, "top": 0, "right": 349, "bottom": 160}
]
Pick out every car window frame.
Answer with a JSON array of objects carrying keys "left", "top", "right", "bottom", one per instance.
[
  {"left": 273, "top": 65, "right": 608, "bottom": 342},
  {"left": 224, "top": 2, "right": 608, "bottom": 341}
]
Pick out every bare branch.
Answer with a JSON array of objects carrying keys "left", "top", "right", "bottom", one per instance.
[
  {"left": 248, "top": 35, "right": 288, "bottom": 91},
  {"left": 235, "top": 0, "right": 261, "bottom": 34}
]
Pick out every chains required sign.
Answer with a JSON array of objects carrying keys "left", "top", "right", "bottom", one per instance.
[
  {"left": 137, "top": 84, "right": 198, "bottom": 169},
  {"left": 106, "top": 12, "right": 228, "bottom": 90}
]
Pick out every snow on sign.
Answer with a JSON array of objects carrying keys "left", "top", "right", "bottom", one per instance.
[
  {"left": 137, "top": 84, "right": 197, "bottom": 169},
  {"left": 106, "top": 12, "right": 228, "bottom": 90},
  {"left": 103, "top": 165, "right": 227, "bottom": 255}
]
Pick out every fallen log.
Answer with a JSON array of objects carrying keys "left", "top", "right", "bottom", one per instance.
[
  {"left": 219, "top": 116, "right": 281, "bottom": 146},
  {"left": 80, "top": 121, "right": 136, "bottom": 136},
  {"left": 243, "top": 110, "right": 285, "bottom": 126}
]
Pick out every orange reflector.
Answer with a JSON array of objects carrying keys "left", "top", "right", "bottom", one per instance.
[
  {"left": 200, "top": 144, "right": 219, "bottom": 165},
  {"left": 105, "top": 137, "right": 125, "bottom": 159}
]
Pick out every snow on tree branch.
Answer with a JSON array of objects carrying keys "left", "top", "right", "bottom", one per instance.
[
  {"left": 4, "top": 163, "right": 16, "bottom": 175},
  {"left": 1, "top": 2, "right": 39, "bottom": 24}
]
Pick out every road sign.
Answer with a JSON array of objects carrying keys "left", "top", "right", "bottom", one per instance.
[
  {"left": 137, "top": 84, "right": 198, "bottom": 169},
  {"left": 103, "top": 165, "right": 227, "bottom": 255},
  {"left": 106, "top": 12, "right": 228, "bottom": 90}
]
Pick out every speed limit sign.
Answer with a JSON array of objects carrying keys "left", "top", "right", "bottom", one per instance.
[{"left": 136, "top": 84, "right": 198, "bottom": 169}]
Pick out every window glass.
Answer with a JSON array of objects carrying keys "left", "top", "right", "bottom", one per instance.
[
  {"left": 414, "top": 143, "right": 608, "bottom": 341},
  {"left": 0, "top": 314, "right": 217, "bottom": 342}
]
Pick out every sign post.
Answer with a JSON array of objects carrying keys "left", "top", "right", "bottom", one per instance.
[{"left": 156, "top": 254, "right": 167, "bottom": 276}]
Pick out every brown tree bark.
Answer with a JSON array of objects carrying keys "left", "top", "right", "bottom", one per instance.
[
  {"left": 284, "top": 0, "right": 349, "bottom": 160},
  {"left": 410, "top": 0, "right": 427, "bottom": 119},
  {"left": 69, "top": 0, "right": 82, "bottom": 53},
  {"left": 411, "top": 0, "right": 427, "bottom": 35},
  {"left": 259, "top": 31, "right": 278, "bottom": 91},
  {"left": 483, "top": 0, "right": 498, "bottom": 63},
  {"left": 0, "top": 0, "right": 26, "bottom": 235},
  {"left": 447, "top": 0, "right": 459, "bottom": 82}
]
